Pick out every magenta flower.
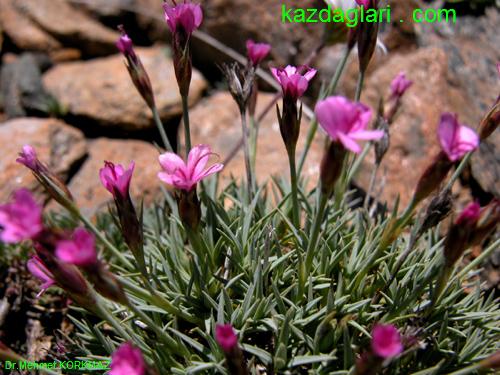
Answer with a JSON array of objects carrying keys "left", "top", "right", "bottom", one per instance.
[
  {"left": 110, "top": 342, "right": 146, "bottom": 375},
  {"left": 99, "top": 161, "right": 135, "bottom": 199},
  {"left": 116, "top": 28, "right": 136, "bottom": 61},
  {"left": 390, "top": 72, "right": 413, "bottom": 99},
  {"left": 246, "top": 39, "right": 271, "bottom": 67},
  {"left": 271, "top": 65, "right": 317, "bottom": 101},
  {"left": 438, "top": 113, "right": 479, "bottom": 162},
  {"left": 215, "top": 324, "right": 238, "bottom": 352},
  {"left": 0, "top": 189, "right": 43, "bottom": 243},
  {"left": 158, "top": 144, "right": 224, "bottom": 191},
  {"left": 16, "top": 145, "right": 42, "bottom": 172},
  {"left": 55, "top": 228, "right": 97, "bottom": 267},
  {"left": 163, "top": 1, "right": 203, "bottom": 35},
  {"left": 315, "top": 96, "right": 384, "bottom": 153},
  {"left": 356, "top": 0, "right": 376, "bottom": 7},
  {"left": 456, "top": 202, "right": 481, "bottom": 226},
  {"left": 27, "top": 256, "right": 55, "bottom": 297},
  {"left": 371, "top": 324, "right": 403, "bottom": 359}
]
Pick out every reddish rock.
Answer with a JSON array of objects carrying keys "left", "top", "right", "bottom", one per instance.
[
  {"left": 63, "top": 138, "right": 163, "bottom": 216},
  {"left": 8, "top": 0, "right": 120, "bottom": 56},
  {"left": 0, "top": 0, "right": 62, "bottom": 53},
  {"left": 470, "top": 129, "right": 499, "bottom": 197},
  {"left": 0, "top": 118, "right": 86, "bottom": 202},
  {"left": 43, "top": 47, "right": 207, "bottom": 131},
  {"left": 356, "top": 47, "right": 475, "bottom": 209},
  {"left": 187, "top": 91, "right": 324, "bottom": 188}
]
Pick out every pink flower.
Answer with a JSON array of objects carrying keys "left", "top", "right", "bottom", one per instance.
[
  {"left": 215, "top": 324, "right": 238, "bottom": 352},
  {"left": 455, "top": 202, "right": 481, "bottom": 226},
  {"left": 271, "top": 65, "right": 317, "bottom": 101},
  {"left": 390, "top": 72, "right": 413, "bottom": 99},
  {"left": 116, "top": 28, "right": 134, "bottom": 57},
  {"left": 110, "top": 342, "right": 146, "bottom": 375},
  {"left": 163, "top": 1, "right": 203, "bottom": 35},
  {"left": 27, "top": 256, "right": 55, "bottom": 297},
  {"left": 356, "top": 0, "right": 376, "bottom": 7},
  {"left": 158, "top": 144, "right": 223, "bottom": 191},
  {"left": 371, "top": 324, "right": 403, "bottom": 359},
  {"left": 246, "top": 39, "right": 271, "bottom": 67},
  {"left": 438, "top": 113, "right": 479, "bottom": 162},
  {"left": 55, "top": 228, "right": 97, "bottom": 267},
  {"left": 16, "top": 145, "right": 41, "bottom": 171},
  {"left": 99, "top": 161, "right": 135, "bottom": 198},
  {"left": 315, "top": 96, "right": 383, "bottom": 153},
  {"left": 0, "top": 189, "right": 43, "bottom": 243}
]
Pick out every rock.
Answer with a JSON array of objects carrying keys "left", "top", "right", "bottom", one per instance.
[
  {"left": 470, "top": 129, "right": 500, "bottom": 197},
  {"left": 0, "top": 0, "right": 120, "bottom": 56},
  {"left": 187, "top": 91, "right": 324, "bottom": 188},
  {"left": 43, "top": 47, "right": 207, "bottom": 131},
  {"left": 190, "top": 0, "right": 324, "bottom": 72},
  {"left": 0, "top": 53, "right": 57, "bottom": 118},
  {"left": 63, "top": 138, "right": 162, "bottom": 216},
  {"left": 0, "top": 118, "right": 87, "bottom": 203},
  {"left": 355, "top": 47, "right": 475, "bottom": 209},
  {"left": 79, "top": 0, "right": 134, "bottom": 18},
  {"left": 0, "top": 0, "right": 62, "bottom": 52}
]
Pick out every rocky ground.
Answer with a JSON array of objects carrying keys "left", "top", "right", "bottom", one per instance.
[{"left": 0, "top": 0, "right": 498, "bottom": 362}]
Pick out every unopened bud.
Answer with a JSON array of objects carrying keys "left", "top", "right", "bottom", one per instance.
[
  {"left": 177, "top": 189, "right": 201, "bottom": 230},
  {"left": 470, "top": 198, "right": 500, "bottom": 247},
  {"left": 478, "top": 101, "right": 499, "bottom": 141},
  {"left": 222, "top": 63, "right": 254, "bottom": 114},
  {"left": 374, "top": 115, "right": 390, "bottom": 165},
  {"left": 357, "top": 1, "right": 379, "bottom": 74},
  {"left": 276, "top": 100, "right": 302, "bottom": 156},
  {"left": 84, "top": 261, "right": 128, "bottom": 305},
  {"left": 419, "top": 188, "right": 453, "bottom": 235},
  {"left": 320, "top": 140, "right": 348, "bottom": 197},
  {"left": 413, "top": 151, "right": 453, "bottom": 206}
]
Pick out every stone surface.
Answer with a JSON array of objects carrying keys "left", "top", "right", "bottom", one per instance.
[
  {"left": 355, "top": 47, "right": 475, "bottom": 209},
  {"left": 187, "top": 91, "right": 324, "bottom": 188},
  {"left": 0, "top": 118, "right": 87, "bottom": 202},
  {"left": 0, "top": 0, "right": 62, "bottom": 53},
  {"left": 190, "top": 0, "right": 324, "bottom": 70},
  {"left": 43, "top": 47, "right": 207, "bottom": 131},
  {"left": 470, "top": 129, "right": 500, "bottom": 197},
  {"left": 0, "top": 53, "right": 56, "bottom": 118},
  {"left": 63, "top": 138, "right": 163, "bottom": 216}
]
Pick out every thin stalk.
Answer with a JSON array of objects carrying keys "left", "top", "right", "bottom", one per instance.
[
  {"left": 181, "top": 95, "right": 192, "bottom": 156},
  {"left": 77, "top": 212, "right": 134, "bottom": 270},
  {"left": 363, "top": 163, "right": 379, "bottom": 211},
  {"left": 249, "top": 115, "right": 258, "bottom": 172},
  {"left": 355, "top": 70, "right": 365, "bottom": 102},
  {"left": 287, "top": 147, "right": 300, "bottom": 229},
  {"left": 444, "top": 152, "right": 472, "bottom": 191},
  {"left": 151, "top": 105, "right": 173, "bottom": 152},
  {"left": 239, "top": 110, "right": 254, "bottom": 202},
  {"left": 305, "top": 192, "right": 329, "bottom": 274},
  {"left": 298, "top": 46, "right": 351, "bottom": 175}
]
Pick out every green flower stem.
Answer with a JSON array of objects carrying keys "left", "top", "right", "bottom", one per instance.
[
  {"left": 239, "top": 110, "right": 255, "bottom": 202},
  {"left": 444, "top": 152, "right": 472, "bottom": 191},
  {"left": 249, "top": 115, "right": 258, "bottom": 172},
  {"left": 77, "top": 212, "right": 134, "bottom": 270},
  {"left": 305, "top": 192, "right": 329, "bottom": 276},
  {"left": 118, "top": 277, "right": 201, "bottom": 325},
  {"left": 181, "top": 94, "right": 192, "bottom": 156},
  {"left": 429, "top": 265, "right": 453, "bottom": 311},
  {"left": 298, "top": 46, "right": 351, "bottom": 175},
  {"left": 446, "top": 364, "right": 482, "bottom": 375},
  {"left": 355, "top": 69, "right": 365, "bottom": 102},
  {"left": 287, "top": 147, "right": 300, "bottom": 229},
  {"left": 152, "top": 105, "right": 173, "bottom": 152}
]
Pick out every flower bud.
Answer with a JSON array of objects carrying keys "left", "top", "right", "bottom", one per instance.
[
  {"left": 419, "top": 188, "right": 453, "bottom": 235},
  {"left": 478, "top": 100, "right": 499, "bottom": 141},
  {"left": 413, "top": 151, "right": 453, "bottom": 206},
  {"left": 469, "top": 198, "right": 500, "bottom": 247},
  {"left": 480, "top": 350, "right": 500, "bottom": 370},
  {"left": 84, "top": 261, "right": 129, "bottom": 305},
  {"left": 117, "top": 26, "right": 155, "bottom": 109},
  {"left": 356, "top": 1, "right": 379, "bottom": 74},
  {"left": 443, "top": 202, "right": 481, "bottom": 267},
  {"left": 320, "top": 140, "right": 348, "bottom": 197},
  {"left": 222, "top": 63, "right": 255, "bottom": 114},
  {"left": 16, "top": 145, "right": 74, "bottom": 210},
  {"left": 177, "top": 189, "right": 201, "bottom": 230}
]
